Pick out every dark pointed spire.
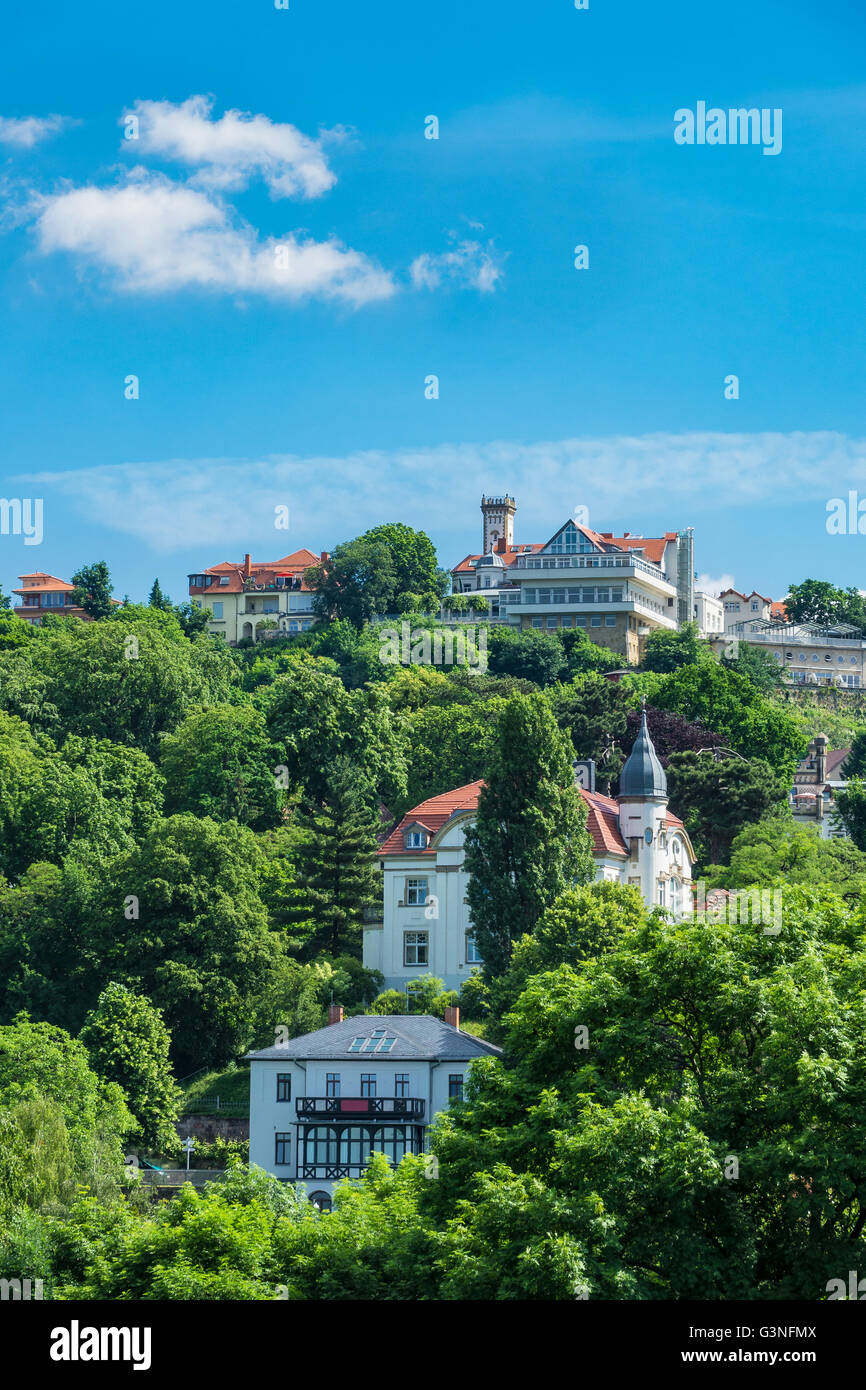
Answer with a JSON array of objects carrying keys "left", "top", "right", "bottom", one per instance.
[{"left": 620, "top": 704, "right": 667, "bottom": 799}]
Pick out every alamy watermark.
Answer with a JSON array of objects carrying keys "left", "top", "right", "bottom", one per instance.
[
  {"left": 0, "top": 497, "right": 42, "bottom": 545},
  {"left": 379, "top": 620, "right": 488, "bottom": 673},
  {"left": 674, "top": 103, "right": 782, "bottom": 156},
  {"left": 693, "top": 882, "right": 782, "bottom": 936}
]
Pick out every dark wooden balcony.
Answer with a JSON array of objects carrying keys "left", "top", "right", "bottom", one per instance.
[{"left": 296, "top": 1096, "right": 425, "bottom": 1121}]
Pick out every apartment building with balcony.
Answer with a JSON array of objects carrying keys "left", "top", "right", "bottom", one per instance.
[
  {"left": 12, "top": 572, "right": 95, "bottom": 624},
  {"left": 710, "top": 619, "right": 866, "bottom": 688},
  {"left": 245, "top": 1008, "right": 501, "bottom": 1204},
  {"left": 451, "top": 498, "right": 694, "bottom": 663},
  {"left": 187, "top": 549, "right": 324, "bottom": 643}
]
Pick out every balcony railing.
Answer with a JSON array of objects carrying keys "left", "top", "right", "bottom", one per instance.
[
  {"left": 511, "top": 553, "right": 670, "bottom": 582},
  {"left": 296, "top": 1097, "right": 425, "bottom": 1120}
]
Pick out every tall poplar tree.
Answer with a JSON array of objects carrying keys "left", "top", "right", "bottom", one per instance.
[
  {"left": 289, "top": 757, "right": 381, "bottom": 958},
  {"left": 464, "top": 692, "right": 595, "bottom": 979}
]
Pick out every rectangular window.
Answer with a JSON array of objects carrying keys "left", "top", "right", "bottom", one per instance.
[
  {"left": 590, "top": 616, "right": 602, "bottom": 627},
  {"left": 276, "top": 1073, "right": 291, "bottom": 1102},
  {"left": 275, "top": 1133, "right": 292, "bottom": 1166},
  {"left": 531, "top": 617, "right": 543, "bottom": 628},
  {"left": 403, "top": 931, "right": 429, "bottom": 966},
  {"left": 211, "top": 602, "right": 223, "bottom": 619},
  {"left": 466, "top": 933, "right": 483, "bottom": 964},
  {"left": 360, "top": 1074, "right": 376, "bottom": 1098},
  {"left": 546, "top": 617, "right": 558, "bottom": 628},
  {"left": 395, "top": 1074, "right": 410, "bottom": 1097},
  {"left": 574, "top": 615, "right": 587, "bottom": 627},
  {"left": 326, "top": 1073, "right": 341, "bottom": 1098},
  {"left": 605, "top": 615, "right": 616, "bottom": 627},
  {"left": 405, "top": 831, "right": 427, "bottom": 849},
  {"left": 43, "top": 592, "right": 65, "bottom": 607},
  {"left": 448, "top": 1074, "right": 464, "bottom": 1100},
  {"left": 219, "top": 576, "right": 230, "bottom": 586},
  {"left": 561, "top": 615, "right": 572, "bottom": 627},
  {"left": 263, "top": 599, "right": 278, "bottom": 613},
  {"left": 405, "top": 877, "right": 428, "bottom": 905}
]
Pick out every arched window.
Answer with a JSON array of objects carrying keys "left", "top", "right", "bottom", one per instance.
[{"left": 309, "top": 1190, "right": 332, "bottom": 1213}]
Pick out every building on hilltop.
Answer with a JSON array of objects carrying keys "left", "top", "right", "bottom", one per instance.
[
  {"left": 12, "top": 572, "right": 106, "bottom": 624},
  {"left": 364, "top": 711, "right": 695, "bottom": 992},
  {"left": 709, "top": 618, "right": 865, "bottom": 688},
  {"left": 187, "top": 549, "right": 325, "bottom": 644},
  {"left": 790, "top": 734, "right": 851, "bottom": 837},
  {"left": 719, "top": 588, "right": 788, "bottom": 634},
  {"left": 245, "top": 1007, "right": 501, "bottom": 1202},
  {"left": 451, "top": 496, "right": 696, "bottom": 662}
]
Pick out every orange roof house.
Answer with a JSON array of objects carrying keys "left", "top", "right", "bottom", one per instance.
[{"left": 12, "top": 572, "right": 93, "bottom": 624}]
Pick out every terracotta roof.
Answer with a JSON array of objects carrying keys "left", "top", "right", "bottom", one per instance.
[
  {"left": 769, "top": 601, "right": 788, "bottom": 620},
  {"left": 13, "top": 573, "right": 76, "bottom": 593},
  {"left": 719, "top": 587, "right": 773, "bottom": 605},
  {"left": 451, "top": 530, "right": 676, "bottom": 574},
  {"left": 381, "top": 780, "right": 686, "bottom": 861},
  {"left": 189, "top": 549, "right": 320, "bottom": 594},
  {"left": 379, "top": 781, "right": 484, "bottom": 855}
]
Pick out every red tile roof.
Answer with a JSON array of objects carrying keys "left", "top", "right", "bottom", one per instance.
[
  {"left": 380, "top": 780, "right": 686, "bottom": 860},
  {"left": 451, "top": 529, "right": 676, "bottom": 574},
  {"left": 189, "top": 549, "right": 320, "bottom": 595},
  {"left": 13, "top": 572, "right": 76, "bottom": 594},
  {"left": 379, "top": 781, "right": 484, "bottom": 855}
]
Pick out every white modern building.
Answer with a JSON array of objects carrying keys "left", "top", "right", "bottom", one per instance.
[
  {"left": 364, "top": 712, "right": 696, "bottom": 992},
  {"left": 694, "top": 590, "right": 724, "bottom": 637},
  {"left": 719, "top": 588, "right": 787, "bottom": 634},
  {"left": 245, "top": 1009, "right": 501, "bottom": 1204},
  {"left": 450, "top": 497, "right": 696, "bottom": 659}
]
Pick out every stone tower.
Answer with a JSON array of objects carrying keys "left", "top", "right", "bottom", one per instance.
[{"left": 480, "top": 494, "right": 516, "bottom": 555}]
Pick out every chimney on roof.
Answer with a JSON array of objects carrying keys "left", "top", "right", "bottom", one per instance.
[
  {"left": 320, "top": 551, "right": 329, "bottom": 564},
  {"left": 243, "top": 553, "right": 252, "bottom": 578},
  {"left": 444, "top": 1005, "right": 460, "bottom": 1030},
  {"left": 328, "top": 1004, "right": 344, "bottom": 1025}
]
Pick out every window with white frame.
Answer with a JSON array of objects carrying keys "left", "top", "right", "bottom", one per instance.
[
  {"left": 405, "top": 877, "right": 428, "bottom": 905},
  {"left": 404, "top": 829, "right": 428, "bottom": 849},
  {"left": 403, "top": 931, "right": 429, "bottom": 966}
]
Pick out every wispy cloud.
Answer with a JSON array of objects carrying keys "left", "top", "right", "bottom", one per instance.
[
  {"left": 124, "top": 95, "right": 341, "bottom": 199},
  {"left": 0, "top": 114, "right": 70, "bottom": 148},
  {"left": 696, "top": 572, "right": 736, "bottom": 597},
  {"left": 25, "top": 431, "right": 866, "bottom": 553},
  {"left": 411, "top": 233, "right": 506, "bottom": 293},
  {"left": 33, "top": 170, "right": 395, "bottom": 306}
]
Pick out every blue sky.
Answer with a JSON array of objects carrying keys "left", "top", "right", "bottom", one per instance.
[{"left": 2, "top": 0, "right": 866, "bottom": 602}]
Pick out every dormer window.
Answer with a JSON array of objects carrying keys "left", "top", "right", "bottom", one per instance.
[{"left": 405, "top": 829, "right": 428, "bottom": 849}]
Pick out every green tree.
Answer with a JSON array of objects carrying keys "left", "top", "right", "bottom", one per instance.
[
  {"left": 831, "top": 776, "right": 866, "bottom": 851},
  {"left": 70, "top": 561, "right": 115, "bottom": 620},
  {"left": 362, "top": 523, "right": 448, "bottom": 604},
  {"left": 0, "top": 1016, "right": 133, "bottom": 1208},
  {"left": 665, "top": 751, "right": 790, "bottom": 864},
  {"left": 548, "top": 673, "right": 627, "bottom": 788},
  {"left": 711, "top": 817, "right": 866, "bottom": 899},
  {"left": 721, "top": 640, "right": 784, "bottom": 691},
  {"left": 643, "top": 621, "right": 711, "bottom": 673},
  {"left": 87, "top": 814, "right": 284, "bottom": 1071},
  {"left": 464, "top": 692, "right": 595, "bottom": 978},
  {"left": 843, "top": 729, "right": 866, "bottom": 778},
  {"left": 0, "top": 611, "right": 31, "bottom": 650},
  {"left": 786, "top": 579, "right": 866, "bottom": 630},
  {"left": 148, "top": 578, "right": 173, "bottom": 611},
  {"left": 80, "top": 983, "right": 181, "bottom": 1151},
  {"left": 486, "top": 628, "right": 567, "bottom": 686},
  {"left": 160, "top": 704, "right": 281, "bottom": 829},
  {"left": 306, "top": 538, "right": 396, "bottom": 627},
  {"left": 288, "top": 758, "right": 381, "bottom": 959},
  {"left": 173, "top": 601, "right": 212, "bottom": 639}
]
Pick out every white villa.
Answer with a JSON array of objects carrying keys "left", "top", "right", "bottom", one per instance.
[
  {"left": 450, "top": 497, "right": 696, "bottom": 665},
  {"left": 245, "top": 1008, "right": 501, "bottom": 1204},
  {"left": 187, "top": 549, "right": 323, "bottom": 644},
  {"left": 364, "top": 711, "right": 696, "bottom": 992}
]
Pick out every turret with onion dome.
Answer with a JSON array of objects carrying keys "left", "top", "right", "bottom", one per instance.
[{"left": 619, "top": 698, "right": 667, "bottom": 800}]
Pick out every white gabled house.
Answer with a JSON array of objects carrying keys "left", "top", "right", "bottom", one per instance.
[
  {"left": 245, "top": 1008, "right": 501, "bottom": 1207},
  {"left": 364, "top": 711, "right": 696, "bottom": 992}
]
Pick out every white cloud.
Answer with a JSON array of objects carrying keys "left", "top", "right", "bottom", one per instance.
[
  {"left": 411, "top": 236, "right": 506, "bottom": 293},
  {"left": 125, "top": 96, "right": 339, "bottom": 199},
  {"left": 26, "top": 430, "right": 866, "bottom": 553},
  {"left": 33, "top": 171, "right": 395, "bottom": 306},
  {"left": 0, "top": 115, "right": 69, "bottom": 148},
  {"left": 696, "top": 573, "right": 736, "bottom": 597}
]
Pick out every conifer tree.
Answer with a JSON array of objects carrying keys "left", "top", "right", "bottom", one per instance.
[
  {"left": 148, "top": 578, "right": 173, "bottom": 611},
  {"left": 289, "top": 757, "right": 381, "bottom": 958},
  {"left": 464, "top": 692, "right": 595, "bottom": 978}
]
